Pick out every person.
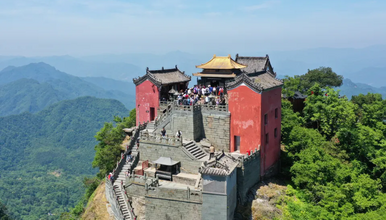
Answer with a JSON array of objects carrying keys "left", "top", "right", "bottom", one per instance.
[
  {"left": 110, "top": 174, "right": 114, "bottom": 183},
  {"left": 209, "top": 146, "right": 215, "bottom": 159},
  {"left": 176, "top": 130, "right": 182, "bottom": 138},
  {"left": 177, "top": 94, "right": 182, "bottom": 105},
  {"left": 201, "top": 86, "right": 206, "bottom": 96},
  {"left": 205, "top": 95, "right": 210, "bottom": 104},
  {"left": 209, "top": 85, "right": 213, "bottom": 95},
  {"left": 161, "top": 127, "right": 166, "bottom": 137},
  {"left": 213, "top": 86, "right": 216, "bottom": 95}
]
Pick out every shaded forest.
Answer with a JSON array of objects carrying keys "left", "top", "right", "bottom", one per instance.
[{"left": 0, "top": 97, "right": 129, "bottom": 219}]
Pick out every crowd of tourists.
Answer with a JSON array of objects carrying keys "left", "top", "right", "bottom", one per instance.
[{"left": 176, "top": 85, "right": 227, "bottom": 106}]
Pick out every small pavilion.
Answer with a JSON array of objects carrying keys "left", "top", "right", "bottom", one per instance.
[
  {"left": 153, "top": 157, "right": 180, "bottom": 181},
  {"left": 193, "top": 55, "right": 247, "bottom": 88}
]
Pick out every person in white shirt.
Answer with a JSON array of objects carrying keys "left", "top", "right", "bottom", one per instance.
[
  {"left": 176, "top": 130, "right": 182, "bottom": 138},
  {"left": 205, "top": 96, "right": 210, "bottom": 104}
]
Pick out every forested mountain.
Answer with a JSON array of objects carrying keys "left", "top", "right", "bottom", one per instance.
[
  {"left": 0, "top": 96, "right": 129, "bottom": 219},
  {"left": 0, "top": 63, "right": 134, "bottom": 116}
]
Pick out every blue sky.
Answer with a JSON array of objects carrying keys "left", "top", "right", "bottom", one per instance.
[{"left": 0, "top": 0, "right": 386, "bottom": 56}]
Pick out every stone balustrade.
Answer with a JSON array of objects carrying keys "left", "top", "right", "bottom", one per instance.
[{"left": 140, "top": 131, "right": 182, "bottom": 146}]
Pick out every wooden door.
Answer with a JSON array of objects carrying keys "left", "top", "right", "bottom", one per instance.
[{"left": 150, "top": 107, "right": 155, "bottom": 121}]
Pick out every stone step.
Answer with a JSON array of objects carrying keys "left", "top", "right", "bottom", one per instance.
[
  {"left": 195, "top": 152, "right": 205, "bottom": 157},
  {"left": 184, "top": 142, "right": 194, "bottom": 146},
  {"left": 197, "top": 154, "right": 206, "bottom": 159},
  {"left": 185, "top": 144, "right": 196, "bottom": 150},
  {"left": 190, "top": 148, "right": 201, "bottom": 154}
]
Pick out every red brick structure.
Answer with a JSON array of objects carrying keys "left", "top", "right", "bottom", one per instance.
[
  {"left": 227, "top": 55, "right": 283, "bottom": 176},
  {"left": 133, "top": 66, "right": 191, "bottom": 125}
]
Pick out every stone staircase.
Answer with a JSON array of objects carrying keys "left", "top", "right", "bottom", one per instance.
[
  {"left": 113, "top": 184, "right": 132, "bottom": 220},
  {"left": 183, "top": 140, "right": 208, "bottom": 160},
  {"left": 112, "top": 148, "right": 139, "bottom": 220},
  {"left": 146, "top": 121, "right": 156, "bottom": 133}
]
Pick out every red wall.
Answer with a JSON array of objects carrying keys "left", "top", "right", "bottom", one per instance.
[
  {"left": 260, "top": 88, "right": 282, "bottom": 176},
  {"left": 228, "top": 85, "right": 262, "bottom": 154},
  {"left": 135, "top": 80, "right": 160, "bottom": 125}
]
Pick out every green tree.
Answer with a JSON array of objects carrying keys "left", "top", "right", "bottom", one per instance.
[
  {"left": 282, "top": 67, "right": 343, "bottom": 97},
  {"left": 92, "top": 109, "right": 136, "bottom": 178},
  {"left": 0, "top": 201, "right": 13, "bottom": 220},
  {"left": 301, "top": 67, "right": 343, "bottom": 89},
  {"left": 281, "top": 100, "right": 304, "bottom": 145},
  {"left": 303, "top": 84, "right": 356, "bottom": 139}
]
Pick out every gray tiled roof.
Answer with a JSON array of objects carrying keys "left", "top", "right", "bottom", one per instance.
[
  {"left": 199, "top": 152, "right": 240, "bottom": 176},
  {"left": 236, "top": 55, "right": 269, "bottom": 73},
  {"left": 133, "top": 66, "right": 191, "bottom": 86},
  {"left": 249, "top": 72, "right": 283, "bottom": 90}
]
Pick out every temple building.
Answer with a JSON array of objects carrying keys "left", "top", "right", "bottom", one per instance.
[
  {"left": 193, "top": 54, "right": 246, "bottom": 88},
  {"left": 133, "top": 66, "right": 191, "bottom": 125},
  {"left": 121, "top": 53, "right": 283, "bottom": 220}
]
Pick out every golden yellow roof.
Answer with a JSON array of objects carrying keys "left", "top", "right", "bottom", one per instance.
[{"left": 196, "top": 54, "right": 247, "bottom": 69}]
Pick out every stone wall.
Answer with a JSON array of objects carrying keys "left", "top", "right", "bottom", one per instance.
[
  {"left": 140, "top": 141, "right": 202, "bottom": 174},
  {"left": 202, "top": 193, "right": 227, "bottom": 220},
  {"left": 126, "top": 177, "right": 202, "bottom": 220},
  {"left": 146, "top": 197, "right": 202, "bottom": 220},
  {"left": 170, "top": 109, "right": 195, "bottom": 140},
  {"left": 237, "top": 150, "right": 261, "bottom": 204},
  {"left": 226, "top": 169, "right": 238, "bottom": 220},
  {"left": 201, "top": 111, "right": 230, "bottom": 152},
  {"left": 166, "top": 105, "right": 231, "bottom": 152},
  {"left": 201, "top": 169, "right": 237, "bottom": 220}
]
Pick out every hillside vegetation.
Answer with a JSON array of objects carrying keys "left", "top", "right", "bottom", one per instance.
[
  {"left": 0, "top": 63, "right": 134, "bottom": 116},
  {"left": 277, "top": 71, "right": 386, "bottom": 219},
  {"left": 0, "top": 97, "right": 129, "bottom": 219}
]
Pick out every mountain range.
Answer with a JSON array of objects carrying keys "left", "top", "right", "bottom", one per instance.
[
  {"left": 0, "top": 96, "right": 129, "bottom": 219},
  {"left": 0, "top": 63, "right": 134, "bottom": 117},
  {"left": 1, "top": 46, "right": 385, "bottom": 87}
]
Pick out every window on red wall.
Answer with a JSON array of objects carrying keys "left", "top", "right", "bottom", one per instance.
[
  {"left": 275, "top": 108, "right": 278, "bottom": 118},
  {"left": 265, "top": 133, "right": 269, "bottom": 144},
  {"left": 264, "top": 114, "right": 268, "bottom": 125},
  {"left": 274, "top": 128, "right": 277, "bottom": 138}
]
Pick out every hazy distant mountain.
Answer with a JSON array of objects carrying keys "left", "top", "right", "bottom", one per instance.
[
  {"left": 2, "top": 45, "right": 386, "bottom": 87},
  {"left": 338, "top": 78, "right": 386, "bottom": 99},
  {"left": 0, "top": 55, "right": 142, "bottom": 81},
  {"left": 81, "top": 76, "right": 135, "bottom": 95},
  {"left": 81, "top": 46, "right": 386, "bottom": 87},
  {"left": 0, "top": 63, "right": 134, "bottom": 116}
]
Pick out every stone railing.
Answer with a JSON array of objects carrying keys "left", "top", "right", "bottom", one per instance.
[
  {"left": 154, "top": 107, "right": 173, "bottom": 128},
  {"left": 200, "top": 104, "right": 228, "bottom": 112},
  {"left": 242, "top": 148, "right": 260, "bottom": 164},
  {"left": 141, "top": 131, "right": 182, "bottom": 146}
]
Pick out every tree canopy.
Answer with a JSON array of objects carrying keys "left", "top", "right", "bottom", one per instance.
[
  {"left": 279, "top": 69, "right": 386, "bottom": 219},
  {"left": 283, "top": 67, "right": 343, "bottom": 97}
]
